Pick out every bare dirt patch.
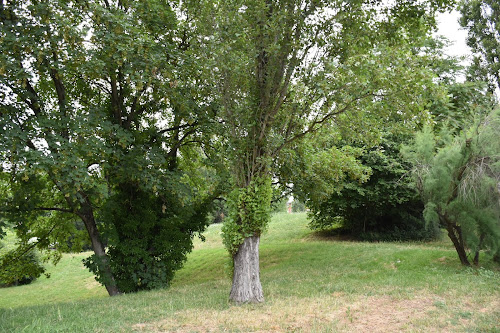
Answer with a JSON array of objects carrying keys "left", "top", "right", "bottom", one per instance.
[
  {"left": 335, "top": 295, "right": 435, "bottom": 332},
  {"left": 132, "top": 290, "right": 500, "bottom": 332}
]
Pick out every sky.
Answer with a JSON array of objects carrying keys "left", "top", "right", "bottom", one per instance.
[
  {"left": 436, "top": 10, "right": 471, "bottom": 60},
  {"left": 437, "top": 9, "right": 500, "bottom": 97}
]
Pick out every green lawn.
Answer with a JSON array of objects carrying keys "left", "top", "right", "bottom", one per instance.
[{"left": 1, "top": 212, "right": 499, "bottom": 332}]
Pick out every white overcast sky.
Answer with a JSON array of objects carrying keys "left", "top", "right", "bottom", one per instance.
[{"left": 436, "top": 10, "right": 471, "bottom": 60}]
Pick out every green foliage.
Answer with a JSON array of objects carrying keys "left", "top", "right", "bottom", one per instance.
[
  {"left": 283, "top": 138, "right": 372, "bottom": 209},
  {"left": 307, "top": 135, "right": 439, "bottom": 241},
  {"left": 460, "top": 0, "right": 500, "bottom": 92},
  {"left": 428, "top": 81, "right": 496, "bottom": 133},
  {"left": 84, "top": 181, "right": 211, "bottom": 293},
  {"left": 292, "top": 200, "right": 307, "bottom": 213},
  {"left": 295, "top": 35, "right": 494, "bottom": 243},
  {"left": 222, "top": 177, "right": 272, "bottom": 255},
  {"left": 404, "top": 108, "right": 500, "bottom": 265},
  {"left": 201, "top": 0, "right": 452, "bottom": 252},
  {"left": 62, "top": 220, "right": 92, "bottom": 253},
  {"left": 0, "top": 249, "right": 45, "bottom": 287},
  {"left": 0, "top": 0, "right": 220, "bottom": 295},
  {"left": 0, "top": 170, "right": 87, "bottom": 263},
  {"left": 208, "top": 199, "right": 227, "bottom": 224}
]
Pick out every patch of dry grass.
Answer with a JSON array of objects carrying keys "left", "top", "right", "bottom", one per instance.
[{"left": 131, "top": 291, "right": 499, "bottom": 333}]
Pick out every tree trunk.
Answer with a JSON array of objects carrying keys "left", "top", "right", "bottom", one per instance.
[
  {"left": 447, "top": 227, "right": 470, "bottom": 266},
  {"left": 473, "top": 249, "right": 480, "bottom": 266},
  {"left": 473, "top": 233, "right": 485, "bottom": 266},
  {"left": 442, "top": 215, "right": 471, "bottom": 266},
  {"left": 494, "top": 251, "right": 500, "bottom": 264},
  {"left": 80, "top": 207, "right": 121, "bottom": 296},
  {"left": 229, "top": 235, "right": 264, "bottom": 304}
]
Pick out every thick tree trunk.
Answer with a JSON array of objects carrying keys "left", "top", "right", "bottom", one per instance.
[
  {"left": 229, "top": 235, "right": 264, "bottom": 304},
  {"left": 80, "top": 207, "right": 121, "bottom": 296}
]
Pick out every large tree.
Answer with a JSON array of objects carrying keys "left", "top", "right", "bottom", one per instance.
[
  {"left": 460, "top": 0, "right": 500, "bottom": 92},
  {"left": 302, "top": 133, "right": 438, "bottom": 242},
  {"left": 197, "top": 0, "right": 455, "bottom": 303},
  {"left": 0, "top": 0, "right": 216, "bottom": 295}
]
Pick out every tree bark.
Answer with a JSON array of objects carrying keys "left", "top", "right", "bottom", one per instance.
[
  {"left": 229, "top": 235, "right": 264, "bottom": 303},
  {"left": 441, "top": 214, "right": 471, "bottom": 266},
  {"left": 79, "top": 205, "right": 121, "bottom": 296},
  {"left": 446, "top": 226, "right": 470, "bottom": 266},
  {"left": 473, "top": 233, "right": 485, "bottom": 266}
]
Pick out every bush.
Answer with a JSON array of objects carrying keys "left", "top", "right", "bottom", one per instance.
[
  {"left": 208, "top": 199, "right": 227, "bottom": 224},
  {"left": 0, "top": 249, "right": 45, "bottom": 287},
  {"left": 271, "top": 197, "right": 288, "bottom": 213},
  {"left": 63, "top": 220, "right": 92, "bottom": 252},
  {"left": 292, "top": 200, "right": 307, "bottom": 213},
  {"left": 309, "top": 137, "right": 439, "bottom": 241},
  {"left": 84, "top": 182, "right": 211, "bottom": 293}
]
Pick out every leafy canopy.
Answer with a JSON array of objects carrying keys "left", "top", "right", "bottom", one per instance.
[
  {"left": 0, "top": 0, "right": 219, "bottom": 293},
  {"left": 460, "top": 0, "right": 500, "bottom": 92}
]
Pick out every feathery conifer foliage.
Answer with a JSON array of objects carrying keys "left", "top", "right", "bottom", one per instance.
[{"left": 404, "top": 108, "right": 500, "bottom": 266}]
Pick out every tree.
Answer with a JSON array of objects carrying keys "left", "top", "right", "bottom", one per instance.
[
  {"left": 0, "top": 173, "right": 9, "bottom": 238},
  {"left": 0, "top": 0, "right": 217, "bottom": 295},
  {"left": 1, "top": 0, "right": 120, "bottom": 295},
  {"left": 403, "top": 108, "right": 500, "bottom": 266},
  {"left": 291, "top": 76, "right": 494, "bottom": 242},
  {"left": 421, "top": 38, "right": 496, "bottom": 131},
  {"left": 460, "top": 0, "right": 500, "bottom": 92},
  {"left": 84, "top": 180, "right": 214, "bottom": 293},
  {"left": 197, "top": 0, "right": 455, "bottom": 303}
]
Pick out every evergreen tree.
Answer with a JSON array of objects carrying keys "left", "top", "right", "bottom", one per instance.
[{"left": 404, "top": 108, "right": 500, "bottom": 266}]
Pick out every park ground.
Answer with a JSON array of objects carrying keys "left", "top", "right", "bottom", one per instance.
[{"left": 0, "top": 212, "right": 499, "bottom": 332}]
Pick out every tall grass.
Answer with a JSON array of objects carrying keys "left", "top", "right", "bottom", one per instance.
[{"left": 0, "top": 212, "right": 498, "bottom": 332}]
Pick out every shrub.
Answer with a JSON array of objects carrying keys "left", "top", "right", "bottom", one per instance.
[
  {"left": 84, "top": 182, "right": 211, "bottom": 293},
  {"left": 0, "top": 249, "right": 45, "bottom": 287},
  {"left": 208, "top": 199, "right": 227, "bottom": 224},
  {"left": 309, "top": 137, "right": 439, "bottom": 241}
]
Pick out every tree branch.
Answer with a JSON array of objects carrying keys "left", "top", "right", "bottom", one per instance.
[
  {"left": 271, "top": 91, "right": 374, "bottom": 157},
  {"left": 126, "top": 83, "right": 149, "bottom": 128},
  {"left": 34, "top": 207, "right": 75, "bottom": 214},
  {"left": 0, "top": 224, "right": 58, "bottom": 268},
  {"left": 157, "top": 121, "right": 199, "bottom": 135}
]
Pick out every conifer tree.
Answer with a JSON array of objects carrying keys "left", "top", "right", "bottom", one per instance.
[{"left": 404, "top": 108, "right": 500, "bottom": 266}]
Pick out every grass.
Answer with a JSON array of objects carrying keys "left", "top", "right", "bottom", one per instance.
[
  {"left": 0, "top": 229, "right": 20, "bottom": 253},
  {"left": 0, "top": 212, "right": 499, "bottom": 332}
]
